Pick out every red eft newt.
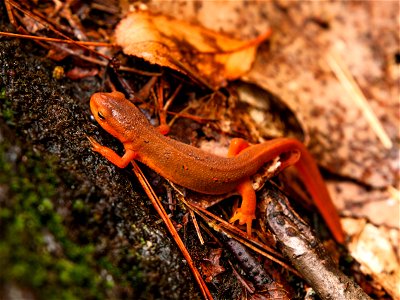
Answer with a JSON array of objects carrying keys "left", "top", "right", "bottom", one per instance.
[{"left": 88, "top": 91, "right": 345, "bottom": 243}]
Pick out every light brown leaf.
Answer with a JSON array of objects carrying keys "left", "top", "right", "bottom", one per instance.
[
  {"left": 344, "top": 219, "right": 400, "bottom": 299},
  {"left": 115, "top": 11, "right": 270, "bottom": 89},
  {"left": 327, "top": 180, "right": 399, "bottom": 229}
]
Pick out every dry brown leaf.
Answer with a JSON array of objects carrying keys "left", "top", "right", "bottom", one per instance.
[
  {"left": 343, "top": 218, "right": 400, "bottom": 299},
  {"left": 115, "top": 10, "right": 270, "bottom": 89},
  {"left": 327, "top": 180, "right": 399, "bottom": 229},
  {"left": 200, "top": 248, "right": 225, "bottom": 282}
]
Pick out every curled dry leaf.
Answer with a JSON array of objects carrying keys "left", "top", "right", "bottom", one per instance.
[{"left": 115, "top": 11, "right": 270, "bottom": 89}]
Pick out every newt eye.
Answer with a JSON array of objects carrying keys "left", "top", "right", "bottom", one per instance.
[{"left": 97, "top": 111, "right": 105, "bottom": 120}]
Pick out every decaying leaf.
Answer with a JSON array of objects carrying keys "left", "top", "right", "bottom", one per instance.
[
  {"left": 327, "top": 180, "right": 399, "bottom": 229},
  {"left": 115, "top": 10, "right": 270, "bottom": 89},
  {"left": 343, "top": 218, "right": 400, "bottom": 300},
  {"left": 200, "top": 248, "right": 225, "bottom": 282}
]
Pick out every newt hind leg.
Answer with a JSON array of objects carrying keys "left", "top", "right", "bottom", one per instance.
[
  {"left": 229, "top": 178, "right": 257, "bottom": 236},
  {"left": 227, "top": 138, "right": 257, "bottom": 236}
]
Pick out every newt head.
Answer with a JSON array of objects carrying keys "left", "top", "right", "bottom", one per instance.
[{"left": 90, "top": 91, "right": 133, "bottom": 143}]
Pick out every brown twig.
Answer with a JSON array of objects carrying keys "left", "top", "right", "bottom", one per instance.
[
  {"left": 262, "top": 182, "right": 372, "bottom": 300},
  {"left": 0, "top": 32, "right": 114, "bottom": 46}
]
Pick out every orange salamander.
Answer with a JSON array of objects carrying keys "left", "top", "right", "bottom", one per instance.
[{"left": 88, "top": 91, "right": 345, "bottom": 243}]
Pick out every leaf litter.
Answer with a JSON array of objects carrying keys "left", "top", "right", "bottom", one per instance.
[{"left": 115, "top": 10, "right": 271, "bottom": 89}]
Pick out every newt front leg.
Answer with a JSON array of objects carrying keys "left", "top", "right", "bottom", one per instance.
[{"left": 88, "top": 136, "right": 137, "bottom": 168}]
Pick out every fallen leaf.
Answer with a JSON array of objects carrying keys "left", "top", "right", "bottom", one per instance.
[
  {"left": 115, "top": 10, "right": 270, "bottom": 89},
  {"left": 200, "top": 248, "right": 225, "bottom": 282},
  {"left": 343, "top": 218, "right": 400, "bottom": 300},
  {"left": 327, "top": 181, "right": 399, "bottom": 229}
]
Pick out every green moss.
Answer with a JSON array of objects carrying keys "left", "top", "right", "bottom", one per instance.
[
  {"left": 72, "top": 199, "right": 85, "bottom": 211},
  {"left": 0, "top": 142, "right": 113, "bottom": 299},
  {"left": 0, "top": 89, "right": 15, "bottom": 125},
  {"left": 0, "top": 87, "right": 5, "bottom": 99}
]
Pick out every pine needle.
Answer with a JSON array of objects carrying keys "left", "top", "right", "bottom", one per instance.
[{"left": 327, "top": 50, "right": 393, "bottom": 149}]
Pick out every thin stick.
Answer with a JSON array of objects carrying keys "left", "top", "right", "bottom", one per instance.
[
  {"left": 131, "top": 162, "right": 213, "bottom": 300},
  {"left": 0, "top": 32, "right": 115, "bottom": 47},
  {"left": 180, "top": 198, "right": 302, "bottom": 277},
  {"left": 327, "top": 50, "right": 392, "bottom": 149},
  {"left": 190, "top": 210, "right": 205, "bottom": 245}
]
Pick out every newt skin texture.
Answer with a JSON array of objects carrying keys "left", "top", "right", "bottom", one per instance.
[{"left": 89, "top": 91, "right": 345, "bottom": 243}]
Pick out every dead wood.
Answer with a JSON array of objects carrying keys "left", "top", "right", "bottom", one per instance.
[{"left": 261, "top": 183, "right": 372, "bottom": 300}]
